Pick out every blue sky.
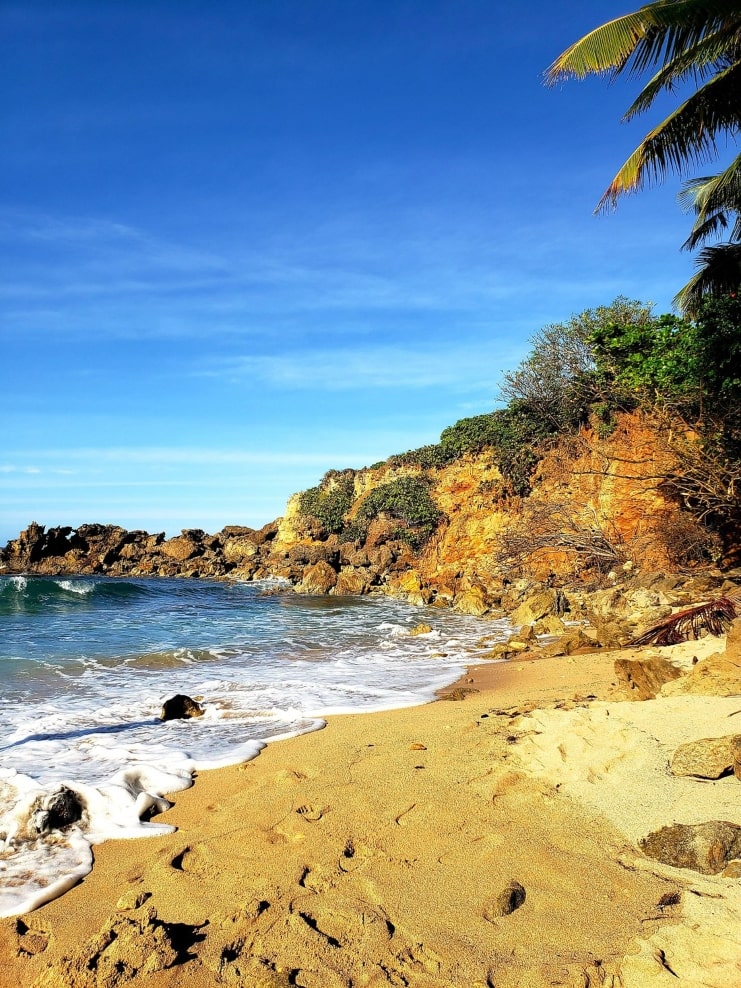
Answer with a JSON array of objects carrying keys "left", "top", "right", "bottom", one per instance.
[{"left": 1, "top": 0, "right": 703, "bottom": 544}]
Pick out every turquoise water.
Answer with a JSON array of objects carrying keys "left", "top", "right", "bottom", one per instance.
[{"left": 0, "top": 574, "right": 507, "bottom": 916}]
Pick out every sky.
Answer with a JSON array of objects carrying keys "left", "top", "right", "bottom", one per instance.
[{"left": 0, "top": 0, "right": 706, "bottom": 545}]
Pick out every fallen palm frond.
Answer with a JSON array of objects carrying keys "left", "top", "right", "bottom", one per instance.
[{"left": 629, "top": 591, "right": 741, "bottom": 647}]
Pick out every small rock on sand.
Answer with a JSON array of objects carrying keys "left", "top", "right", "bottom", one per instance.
[
  {"left": 670, "top": 735, "right": 741, "bottom": 779},
  {"left": 639, "top": 821, "right": 741, "bottom": 874}
]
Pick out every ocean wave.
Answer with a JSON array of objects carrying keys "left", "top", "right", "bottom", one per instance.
[
  {"left": 0, "top": 576, "right": 157, "bottom": 614},
  {"left": 56, "top": 579, "right": 95, "bottom": 595}
]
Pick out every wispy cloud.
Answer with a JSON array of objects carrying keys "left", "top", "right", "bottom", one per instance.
[
  {"left": 0, "top": 464, "right": 41, "bottom": 474},
  {"left": 200, "top": 340, "right": 523, "bottom": 391},
  {"left": 3, "top": 203, "right": 664, "bottom": 345},
  {"left": 1, "top": 447, "right": 385, "bottom": 470}
]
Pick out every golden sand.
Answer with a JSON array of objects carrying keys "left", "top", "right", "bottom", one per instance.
[{"left": 1, "top": 646, "right": 738, "bottom": 987}]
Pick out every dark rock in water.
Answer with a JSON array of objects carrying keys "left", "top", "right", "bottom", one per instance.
[
  {"left": 639, "top": 821, "right": 741, "bottom": 874},
  {"left": 160, "top": 694, "right": 204, "bottom": 721},
  {"left": 34, "top": 786, "right": 84, "bottom": 834},
  {"left": 483, "top": 880, "right": 526, "bottom": 920}
]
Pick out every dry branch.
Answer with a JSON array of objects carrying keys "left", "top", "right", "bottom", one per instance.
[{"left": 629, "top": 592, "right": 741, "bottom": 647}]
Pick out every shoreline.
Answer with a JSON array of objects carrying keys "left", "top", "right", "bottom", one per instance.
[{"left": 7, "top": 643, "right": 739, "bottom": 987}]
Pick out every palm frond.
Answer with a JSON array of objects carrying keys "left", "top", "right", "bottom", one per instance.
[
  {"left": 597, "top": 62, "right": 741, "bottom": 208},
  {"left": 624, "top": 26, "right": 741, "bottom": 117},
  {"left": 546, "top": 0, "right": 741, "bottom": 85},
  {"left": 680, "top": 156, "right": 741, "bottom": 209},
  {"left": 629, "top": 592, "right": 740, "bottom": 646},
  {"left": 674, "top": 241, "right": 741, "bottom": 313},
  {"left": 683, "top": 210, "right": 731, "bottom": 248},
  {"left": 679, "top": 159, "right": 741, "bottom": 246}
]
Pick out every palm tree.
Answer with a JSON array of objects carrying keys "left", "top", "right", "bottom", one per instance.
[
  {"left": 675, "top": 166, "right": 741, "bottom": 310},
  {"left": 546, "top": 0, "right": 741, "bottom": 313}
]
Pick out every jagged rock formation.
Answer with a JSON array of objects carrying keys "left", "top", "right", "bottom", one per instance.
[{"left": 0, "top": 521, "right": 280, "bottom": 580}]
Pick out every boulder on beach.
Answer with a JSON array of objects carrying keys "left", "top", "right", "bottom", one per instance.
[
  {"left": 614, "top": 654, "right": 685, "bottom": 700},
  {"left": 639, "top": 821, "right": 741, "bottom": 874},
  {"left": 670, "top": 735, "right": 741, "bottom": 779}
]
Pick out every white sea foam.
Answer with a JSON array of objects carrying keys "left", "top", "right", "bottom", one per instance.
[
  {"left": 56, "top": 579, "right": 95, "bottom": 595},
  {"left": 0, "top": 577, "right": 510, "bottom": 917}
]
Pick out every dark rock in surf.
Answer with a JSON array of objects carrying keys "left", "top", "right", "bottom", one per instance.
[
  {"left": 33, "top": 786, "right": 84, "bottom": 834},
  {"left": 160, "top": 694, "right": 204, "bottom": 721}
]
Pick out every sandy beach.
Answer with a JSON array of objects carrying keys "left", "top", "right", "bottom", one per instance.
[{"left": 1, "top": 639, "right": 740, "bottom": 988}]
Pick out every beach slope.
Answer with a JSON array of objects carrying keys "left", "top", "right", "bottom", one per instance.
[{"left": 1, "top": 642, "right": 739, "bottom": 988}]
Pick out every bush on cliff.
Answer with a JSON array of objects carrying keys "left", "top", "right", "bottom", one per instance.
[
  {"left": 386, "top": 407, "right": 556, "bottom": 496},
  {"left": 355, "top": 476, "right": 443, "bottom": 548},
  {"left": 499, "top": 297, "right": 654, "bottom": 429},
  {"left": 439, "top": 414, "right": 503, "bottom": 456},
  {"left": 387, "top": 444, "right": 455, "bottom": 470},
  {"left": 298, "top": 471, "right": 356, "bottom": 535},
  {"left": 591, "top": 295, "right": 741, "bottom": 423}
]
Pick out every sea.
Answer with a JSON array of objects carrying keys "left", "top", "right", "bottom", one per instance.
[{"left": 0, "top": 574, "right": 508, "bottom": 917}]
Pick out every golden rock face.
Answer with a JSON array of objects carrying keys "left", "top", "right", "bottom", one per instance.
[
  {"left": 0, "top": 410, "right": 720, "bottom": 596},
  {"left": 255, "top": 410, "right": 713, "bottom": 606}
]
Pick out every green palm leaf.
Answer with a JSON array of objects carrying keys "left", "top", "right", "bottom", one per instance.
[
  {"left": 597, "top": 62, "right": 741, "bottom": 207},
  {"left": 624, "top": 28, "right": 741, "bottom": 118},
  {"left": 674, "top": 241, "right": 741, "bottom": 312},
  {"left": 680, "top": 158, "right": 741, "bottom": 248},
  {"left": 547, "top": 0, "right": 741, "bottom": 83}
]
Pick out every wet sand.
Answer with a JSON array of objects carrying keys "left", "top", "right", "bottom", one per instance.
[{"left": 2, "top": 645, "right": 739, "bottom": 987}]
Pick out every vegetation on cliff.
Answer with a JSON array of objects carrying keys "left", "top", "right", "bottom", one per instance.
[{"left": 293, "top": 294, "right": 741, "bottom": 579}]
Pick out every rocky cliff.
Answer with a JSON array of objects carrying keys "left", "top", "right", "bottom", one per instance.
[{"left": 1, "top": 412, "right": 736, "bottom": 627}]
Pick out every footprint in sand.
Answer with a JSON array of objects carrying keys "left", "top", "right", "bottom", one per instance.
[
  {"left": 298, "top": 864, "right": 333, "bottom": 893},
  {"left": 295, "top": 803, "right": 325, "bottom": 822},
  {"left": 395, "top": 941, "right": 444, "bottom": 976},
  {"left": 274, "top": 768, "right": 308, "bottom": 785},
  {"left": 289, "top": 894, "right": 395, "bottom": 953},
  {"left": 169, "top": 844, "right": 210, "bottom": 877},
  {"left": 14, "top": 918, "right": 51, "bottom": 957},
  {"left": 338, "top": 837, "right": 372, "bottom": 873}
]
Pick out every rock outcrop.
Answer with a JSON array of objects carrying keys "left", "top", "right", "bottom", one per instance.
[
  {"left": 1, "top": 412, "right": 736, "bottom": 623},
  {"left": 670, "top": 735, "right": 741, "bottom": 779},
  {"left": 0, "top": 521, "right": 280, "bottom": 580},
  {"left": 614, "top": 654, "right": 686, "bottom": 700}
]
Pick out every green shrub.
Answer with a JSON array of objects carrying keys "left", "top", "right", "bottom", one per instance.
[
  {"left": 499, "top": 298, "right": 654, "bottom": 431},
  {"left": 589, "top": 296, "right": 741, "bottom": 423},
  {"left": 483, "top": 402, "right": 557, "bottom": 496},
  {"left": 387, "top": 444, "right": 455, "bottom": 470},
  {"left": 298, "top": 471, "right": 356, "bottom": 534},
  {"left": 591, "top": 401, "right": 618, "bottom": 438},
  {"left": 356, "top": 476, "right": 443, "bottom": 546},
  {"left": 439, "top": 414, "right": 504, "bottom": 456}
]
